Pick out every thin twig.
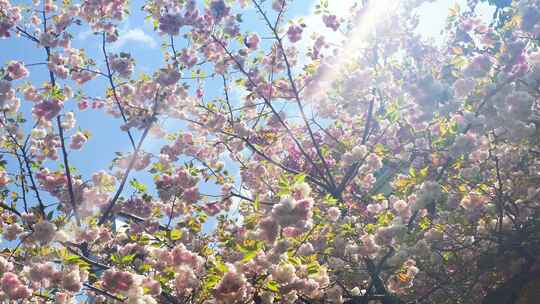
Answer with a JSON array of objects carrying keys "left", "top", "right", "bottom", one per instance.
[
  {"left": 98, "top": 93, "right": 160, "bottom": 225},
  {"left": 102, "top": 32, "right": 137, "bottom": 150}
]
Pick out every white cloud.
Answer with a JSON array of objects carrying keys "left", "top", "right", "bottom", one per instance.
[
  {"left": 110, "top": 28, "right": 157, "bottom": 51},
  {"left": 75, "top": 20, "right": 157, "bottom": 52}
]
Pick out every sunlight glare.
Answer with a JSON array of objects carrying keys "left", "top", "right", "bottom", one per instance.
[{"left": 310, "top": 0, "right": 400, "bottom": 99}]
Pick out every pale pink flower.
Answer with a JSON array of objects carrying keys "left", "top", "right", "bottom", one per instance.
[
  {"left": 327, "top": 207, "right": 341, "bottom": 222},
  {"left": 246, "top": 33, "right": 260, "bottom": 50},
  {"left": 61, "top": 112, "right": 76, "bottom": 129},
  {"left": 0, "top": 169, "right": 9, "bottom": 187},
  {"left": 143, "top": 278, "right": 162, "bottom": 296},
  {"left": 109, "top": 53, "right": 134, "bottom": 78},
  {"left": 464, "top": 54, "right": 491, "bottom": 77},
  {"left": 33, "top": 99, "right": 63, "bottom": 120},
  {"left": 0, "top": 272, "right": 31, "bottom": 300},
  {"left": 453, "top": 78, "right": 475, "bottom": 98},
  {"left": 157, "top": 68, "right": 181, "bottom": 86},
  {"left": 287, "top": 24, "right": 303, "bottom": 43},
  {"left": 209, "top": 0, "right": 230, "bottom": 23},
  {"left": 393, "top": 200, "right": 409, "bottom": 214},
  {"left": 70, "top": 131, "right": 88, "bottom": 150},
  {"left": 272, "top": 0, "right": 286, "bottom": 12},
  {"left": 102, "top": 270, "right": 134, "bottom": 293},
  {"left": 322, "top": 14, "right": 340, "bottom": 31},
  {"left": 174, "top": 265, "right": 199, "bottom": 295},
  {"left": 213, "top": 266, "right": 251, "bottom": 303},
  {"left": 33, "top": 221, "right": 56, "bottom": 244},
  {"left": 6, "top": 61, "right": 29, "bottom": 80},
  {"left": 159, "top": 13, "right": 183, "bottom": 35},
  {"left": 271, "top": 263, "right": 296, "bottom": 284},
  {"left": 298, "top": 242, "right": 314, "bottom": 256},
  {"left": 258, "top": 217, "right": 279, "bottom": 243}
]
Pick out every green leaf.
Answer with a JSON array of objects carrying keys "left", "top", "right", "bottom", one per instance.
[
  {"left": 253, "top": 197, "right": 260, "bottom": 211},
  {"left": 170, "top": 229, "right": 183, "bottom": 241},
  {"left": 376, "top": 211, "right": 394, "bottom": 226},
  {"left": 122, "top": 254, "right": 136, "bottom": 264},
  {"left": 324, "top": 194, "right": 338, "bottom": 206},
  {"left": 294, "top": 173, "right": 306, "bottom": 184},
  {"left": 215, "top": 260, "right": 228, "bottom": 273},
  {"left": 266, "top": 280, "right": 279, "bottom": 292},
  {"left": 419, "top": 167, "right": 429, "bottom": 178},
  {"left": 365, "top": 223, "right": 376, "bottom": 234},
  {"left": 139, "top": 263, "right": 152, "bottom": 272},
  {"left": 442, "top": 251, "right": 452, "bottom": 262},
  {"left": 129, "top": 179, "right": 147, "bottom": 193},
  {"left": 237, "top": 240, "right": 262, "bottom": 262},
  {"left": 409, "top": 167, "right": 416, "bottom": 178},
  {"left": 288, "top": 256, "right": 301, "bottom": 266},
  {"left": 371, "top": 193, "right": 386, "bottom": 201},
  {"left": 65, "top": 255, "right": 82, "bottom": 264},
  {"left": 374, "top": 143, "right": 387, "bottom": 156},
  {"left": 206, "top": 274, "right": 221, "bottom": 289},
  {"left": 278, "top": 175, "right": 290, "bottom": 190},
  {"left": 450, "top": 56, "right": 467, "bottom": 68},
  {"left": 419, "top": 217, "right": 431, "bottom": 230},
  {"left": 306, "top": 262, "right": 320, "bottom": 275},
  {"left": 110, "top": 254, "right": 120, "bottom": 263},
  {"left": 241, "top": 250, "right": 258, "bottom": 262}
]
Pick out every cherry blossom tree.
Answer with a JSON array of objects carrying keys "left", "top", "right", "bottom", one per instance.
[{"left": 0, "top": 0, "right": 539, "bottom": 303}]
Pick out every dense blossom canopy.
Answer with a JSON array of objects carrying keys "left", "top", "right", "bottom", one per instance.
[{"left": 0, "top": 0, "right": 539, "bottom": 303}]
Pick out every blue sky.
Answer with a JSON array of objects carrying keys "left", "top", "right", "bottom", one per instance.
[{"left": 1, "top": 0, "right": 495, "bottom": 231}]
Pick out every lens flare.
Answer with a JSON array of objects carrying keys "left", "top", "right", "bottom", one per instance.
[{"left": 306, "top": 0, "right": 400, "bottom": 99}]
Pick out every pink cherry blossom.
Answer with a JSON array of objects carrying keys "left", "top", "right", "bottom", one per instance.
[
  {"left": 287, "top": 24, "right": 303, "bottom": 43},
  {"left": 322, "top": 14, "right": 340, "bottom": 31},
  {"left": 6, "top": 61, "right": 29, "bottom": 80},
  {"left": 70, "top": 131, "right": 88, "bottom": 150},
  {"left": 0, "top": 272, "right": 31, "bottom": 300}
]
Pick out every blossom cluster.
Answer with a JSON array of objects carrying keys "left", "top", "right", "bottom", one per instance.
[{"left": 0, "top": 0, "right": 539, "bottom": 303}]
